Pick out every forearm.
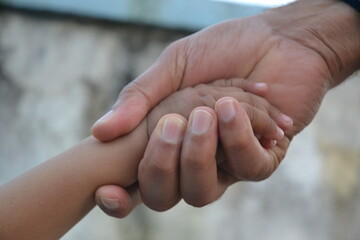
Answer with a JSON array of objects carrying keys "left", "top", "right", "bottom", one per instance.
[
  {"left": 261, "top": 0, "right": 360, "bottom": 86},
  {"left": 0, "top": 121, "right": 147, "bottom": 239}
]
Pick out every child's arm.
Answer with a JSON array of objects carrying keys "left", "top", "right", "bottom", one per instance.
[
  {"left": 0, "top": 121, "right": 149, "bottom": 240},
  {"left": 0, "top": 78, "right": 289, "bottom": 239}
]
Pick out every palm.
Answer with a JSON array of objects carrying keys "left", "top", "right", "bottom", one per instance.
[
  {"left": 178, "top": 16, "right": 330, "bottom": 137},
  {"left": 158, "top": 16, "right": 330, "bottom": 182}
]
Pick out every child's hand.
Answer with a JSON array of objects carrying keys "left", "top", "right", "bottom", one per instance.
[
  {"left": 147, "top": 78, "right": 288, "bottom": 147},
  {"left": 95, "top": 78, "right": 293, "bottom": 217},
  {"left": 138, "top": 78, "right": 292, "bottom": 211}
]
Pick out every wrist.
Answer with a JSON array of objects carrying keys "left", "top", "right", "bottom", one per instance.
[
  {"left": 83, "top": 120, "right": 148, "bottom": 189},
  {"left": 261, "top": 0, "right": 360, "bottom": 87}
]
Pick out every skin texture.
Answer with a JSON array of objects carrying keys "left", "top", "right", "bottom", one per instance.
[
  {"left": 139, "top": 81, "right": 292, "bottom": 211},
  {"left": 93, "top": 0, "right": 360, "bottom": 217},
  {"left": 0, "top": 126, "right": 148, "bottom": 240},
  {"left": 0, "top": 79, "right": 284, "bottom": 239}
]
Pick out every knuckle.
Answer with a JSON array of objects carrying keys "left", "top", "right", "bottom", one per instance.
[
  {"left": 183, "top": 194, "right": 213, "bottom": 208},
  {"left": 213, "top": 79, "right": 229, "bottom": 87},
  {"left": 161, "top": 38, "right": 189, "bottom": 84},
  {"left": 163, "top": 39, "right": 184, "bottom": 56},
  {"left": 147, "top": 157, "right": 175, "bottom": 176},
  {"left": 240, "top": 102, "right": 250, "bottom": 115},
  {"left": 144, "top": 200, "right": 174, "bottom": 212},
  {"left": 119, "top": 81, "right": 152, "bottom": 110},
  {"left": 193, "top": 83, "right": 208, "bottom": 91},
  {"left": 194, "top": 84, "right": 219, "bottom": 108},
  {"left": 236, "top": 167, "right": 262, "bottom": 181},
  {"left": 259, "top": 100, "right": 276, "bottom": 116},
  {"left": 242, "top": 103, "right": 258, "bottom": 128},
  {"left": 119, "top": 82, "right": 137, "bottom": 98},
  {"left": 185, "top": 155, "right": 211, "bottom": 173},
  {"left": 267, "top": 118, "right": 278, "bottom": 133},
  {"left": 240, "top": 103, "right": 257, "bottom": 124},
  {"left": 141, "top": 187, "right": 180, "bottom": 212},
  {"left": 259, "top": 97, "right": 271, "bottom": 110},
  {"left": 259, "top": 115, "right": 278, "bottom": 139},
  {"left": 226, "top": 138, "right": 249, "bottom": 152},
  {"left": 141, "top": 150, "right": 177, "bottom": 178},
  {"left": 200, "top": 94, "right": 217, "bottom": 108},
  {"left": 222, "top": 127, "right": 252, "bottom": 151},
  {"left": 215, "top": 78, "right": 234, "bottom": 87},
  {"left": 229, "top": 78, "right": 244, "bottom": 88},
  {"left": 268, "top": 105, "right": 282, "bottom": 120},
  {"left": 245, "top": 93, "right": 256, "bottom": 107},
  {"left": 235, "top": 163, "right": 270, "bottom": 181}
]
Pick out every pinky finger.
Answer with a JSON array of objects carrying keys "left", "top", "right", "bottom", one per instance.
[{"left": 209, "top": 78, "right": 269, "bottom": 96}]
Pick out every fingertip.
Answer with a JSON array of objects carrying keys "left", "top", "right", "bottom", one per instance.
[
  {"left": 276, "top": 127, "right": 285, "bottom": 141},
  {"left": 188, "top": 107, "right": 217, "bottom": 136},
  {"left": 95, "top": 186, "right": 135, "bottom": 218},
  {"left": 260, "top": 138, "right": 277, "bottom": 149},
  {"left": 91, "top": 124, "right": 117, "bottom": 142},
  {"left": 98, "top": 198, "right": 121, "bottom": 212},
  {"left": 91, "top": 109, "right": 126, "bottom": 141},
  {"left": 280, "top": 113, "right": 294, "bottom": 129},
  {"left": 251, "top": 82, "right": 269, "bottom": 96},
  {"left": 215, "top": 97, "right": 238, "bottom": 123},
  {"left": 157, "top": 114, "right": 187, "bottom": 144},
  {"left": 273, "top": 113, "right": 294, "bottom": 133},
  {"left": 91, "top": 107, "right": 144, "bottom": 142},
  {"left": 91, "top": 110, "right": 116, "bottom": 141}
]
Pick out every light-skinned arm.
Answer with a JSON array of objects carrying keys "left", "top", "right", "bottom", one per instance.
[{"left": 0, "top": 79, "right": 285, "bottom": 239}]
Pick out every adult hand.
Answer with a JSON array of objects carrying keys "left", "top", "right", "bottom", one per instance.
[
  {"left": 94, "top": 0, "right": 360, "bottom": 217},
  {"left": 137, "top": 97, "right": 291, "bottom": 211}
]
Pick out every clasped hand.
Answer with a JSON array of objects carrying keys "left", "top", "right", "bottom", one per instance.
[{"left": 92, "top": 10, "right": 333, "bottom": 217}]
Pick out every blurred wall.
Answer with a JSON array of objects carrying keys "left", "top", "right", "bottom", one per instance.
[{"left": 0, "top": 8, "right": 359, "bottom": 240}]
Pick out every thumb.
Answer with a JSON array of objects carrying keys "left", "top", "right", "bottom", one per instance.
[
  {"left": 95, "top": 184, "right": 142, "bottom": 218},
  {"left": 91, "top": 41, "right": 186, "bottom": 141}
]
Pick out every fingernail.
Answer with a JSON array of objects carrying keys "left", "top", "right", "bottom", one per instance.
[
  {"left": 254, "top": 83, "right": 268, "bottom": 90},
  {"left": 161, "top": 117, "right": 186, "bottom": 143},
  {"left": 218, "top": 99, "right": 236, "bottom": 122},
  {"left": 280, "top": 113, "right": 293, "bottom": 126},
  {"left": 191, "top": 110, "right": 212, "bottom": 135},
  {"left": 95, "top": 110, "right": 114, "bottom": 125},
  {"left": 100, "top": 198, "right": 120, "bottom": 210},
  {"left": 270, "top": 140, "right": 277, "bottom": 148},
  {"left": 277, "top": 127, "right": 284, "bottom": 140}
]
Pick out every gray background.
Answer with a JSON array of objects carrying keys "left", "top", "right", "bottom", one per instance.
[{"left": 0, "top": 1, "right": 359, "bottom": 239}]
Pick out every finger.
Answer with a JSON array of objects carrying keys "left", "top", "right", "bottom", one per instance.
[
  {"left": 180, "top": 107, "right": 226, "bottom": 207},
  {"left": 196, "top": 80, "right": 293, "bottom": 131},
  {"left": 259, "top": 137, "right": 278, "bottom": 149},
  {"left": 240, "top": 102, "right": 285, "bottom": 141},
  {"left": 209, "top": 78, "right": 269, "bottom": 96},
  {"left": 139, "top": 114, "right": 187, "bottom": 212},
  {"left": 219, "top": 78, "right": 293, "bottom": 130},
  {"left": 95, "top": 184, "right": 142, "bottom": 218},
  {"left": 91, "top": 41, "right": 188, "bottom": 142},
  {"left": 231, "top": 93, "right": 293, "bottom": 131},
  {"left": 207, "top": 91, "right": 290, "bottom": 140},
  {"left": 215, "top": 97, "right": 279, "bottom": 181}
]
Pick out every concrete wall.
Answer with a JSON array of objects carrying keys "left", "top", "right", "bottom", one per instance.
[
  {"left": 1, "top": 0, "right": 266, "bottom": 31},
  {"left": 0, "top": 9, "right": 359, "bottom": 240}
]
